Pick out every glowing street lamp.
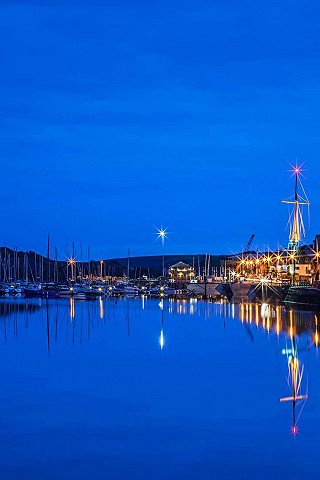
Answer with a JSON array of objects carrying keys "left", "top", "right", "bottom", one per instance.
[
  {"left": 67, "top": 257, "right": 76, "bottom": 282},
  {"left": 100, "top": 260, "right": 104, "bottom": 279},
  {"left": 156, "top": 227, "right": 168, "bottom": 278}
]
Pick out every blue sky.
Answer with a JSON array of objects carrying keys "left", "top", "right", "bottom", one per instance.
[{"left": 1, "top": 0, "right": 320, "bottom": 259}]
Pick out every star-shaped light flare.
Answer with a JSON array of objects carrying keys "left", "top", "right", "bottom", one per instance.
[
  {"left": 289, "top": 162, "right": 305, "bottom": 178},
  {"left": 156, "top": 227, "right": 168, "bottom": 240},
  {"left": 67, "top": 257, "right": 76, "bottom": 265}
]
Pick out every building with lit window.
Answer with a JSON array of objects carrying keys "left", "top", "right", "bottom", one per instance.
[{"left": 168, "top": 261, "right": 195, "bottom": 284}]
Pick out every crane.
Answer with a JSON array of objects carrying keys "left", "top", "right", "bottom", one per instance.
[{"left": 244, "top": 234, "right": 255, "bottom": 252}]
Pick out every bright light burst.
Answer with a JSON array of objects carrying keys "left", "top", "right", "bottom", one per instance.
[
  {"left": 289, "top": 162, "right": 305, "bottom": 178},
  {"left": 156, "top": 227, "right": 168, "bottom": 240},
  {"left": 275, "top": 252, "right": 283, "bottom": 262},
  {"left": 67, "top": 257, "right": 76, "bottom": 265},
  {"left": 310, "top": 247, "right": 320, "bottom": 260}
]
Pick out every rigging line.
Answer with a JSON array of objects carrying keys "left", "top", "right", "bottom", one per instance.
[
  {"left": 296, "top": 365, "right": 304, "bottom": 392},
  {"left": 298, "top": 176, "right": 310, "bottom": 203},
  {"left": 296, "top": 397, "right": 308, "bottom": 424},
  {"left": 298, "top": 209, "right": 306, "bottom": 236},
  {"left": 286, "top": 208, "right": 294, "bottom": 230}
]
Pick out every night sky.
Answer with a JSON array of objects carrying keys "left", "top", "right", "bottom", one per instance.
[{"left": 1, "top": 0, "right": 320, "bottom": 259}]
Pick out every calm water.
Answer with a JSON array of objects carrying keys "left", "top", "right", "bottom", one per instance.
[{"left": 0, "top": 297, "right": 319, "bottom": 479}]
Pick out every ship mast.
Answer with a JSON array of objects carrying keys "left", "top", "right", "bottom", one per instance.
[{"left": 282, "top": 165, "right": 309, "bottom": 252}]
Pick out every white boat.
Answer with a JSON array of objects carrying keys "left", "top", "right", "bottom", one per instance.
[
  {"left": 58, "top": 285, "right": 74, "bottom": 297},
  {"left": 112, "top": 282, "right": 139, "bottom": 296}
]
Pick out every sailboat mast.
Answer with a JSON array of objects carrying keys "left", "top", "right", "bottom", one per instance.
[
  {"left": 282, "top": 165, "right": 309, "bottom": 253},
  {"left": 47, "top": 233, "right": 51, "bottom": 283},
  {"left": 54, "top": 247, "right": 58, "bottom": 283},
  {"left": 72, "top": 242, "right": 75, "bottom": 281},
  {"left": 88, "top": 246, "right": 91, "bottom": 279},
  {"left": 127, "top": 248, "right": 130, "bottom": 281},
  {"left": 292, "top": 171, "right": 300, "bottom": 248}
]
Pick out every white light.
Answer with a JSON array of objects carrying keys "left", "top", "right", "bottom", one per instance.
[
  {"left": 156, "top": 227, "right": 168, "bottom": 239},
  {"left": 159, "top": 329, "right": 165, "bottom": 350},
  {"left": 261, "top": 303, "right": 270, "bottom": 318}
]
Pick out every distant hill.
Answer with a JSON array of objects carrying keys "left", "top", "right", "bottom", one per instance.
[
  {"left": 0, "top": 247, "right": 227, "bottom": 281},
  {"left": 109, "top": 254, "right": 225, "bottom": 274}
]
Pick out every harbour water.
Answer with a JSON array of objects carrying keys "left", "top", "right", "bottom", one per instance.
[{"left": 0, "top": 297, "right": 319, "bottom": 479}]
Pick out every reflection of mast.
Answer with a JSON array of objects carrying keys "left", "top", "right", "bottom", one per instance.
[
  {"left": 46, "top": 299, "right": 51, "bottom": 356},
  {"left": 280, "top": 336, "right": 308, "bottom": 436},
  {"left": 99, "top": 297, "right": 104, "bottom": 319},
  {"left": 124, "top": 297, "right": 130, "bottom": 336},
  {"left": 55, "top": 301, "right": 59, "bottom": 341},
  {"left": 282, "top": 165, "right": 309, "bottom": 252}
]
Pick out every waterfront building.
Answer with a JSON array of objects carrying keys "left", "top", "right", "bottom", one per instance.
[{"left": 168, "top": 262, "right": 195, "bottom": 283}]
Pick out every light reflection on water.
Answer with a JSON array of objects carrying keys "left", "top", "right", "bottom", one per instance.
[{"left": 0, "top": 297, "right": 319, "bottom": 479}]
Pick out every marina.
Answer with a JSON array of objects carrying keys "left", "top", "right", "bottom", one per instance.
[
  {"left": 0, "top": 167, "right": 319, "bottom": 309},
  {"left": 3, "top": 0, "right": 320, "bottom": 476}
]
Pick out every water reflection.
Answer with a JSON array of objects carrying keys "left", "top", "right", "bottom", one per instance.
[
  {"left": 236, "top": 301, "right": 315, "bottom": 435},
  {"left": 238, "top": 301, "right": 319, "bottom": 344},
  {"left": 163, "top": 299, "right": 315, "bottom": 436},
  {"left": 159, "top": 298, "right": 165, "bottom": 350},
  {"left": 0, "top": 298, "right": 112, "bottom": 348},
  {"left": 280, "top": 336, "right": 308, "bottom": 436},
  {"left": 0, "top": 296, "right": 318, "bottom": 438},
  {"left": 0, "top": 299, "right": 41, "bottom": 318},
  {"left": 99, "top": 297, "right": 104, "bottom": 319}
]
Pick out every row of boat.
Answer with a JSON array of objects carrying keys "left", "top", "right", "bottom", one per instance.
[
  {"left": 0, "top": 281, "right": 182, "bottom": 299},
  {"left": 2, "top": 276, "right": 319, "bottom": 308}
]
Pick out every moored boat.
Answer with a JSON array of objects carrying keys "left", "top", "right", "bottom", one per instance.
[
  {"left": 285, "top": 285, "right": 320, "bottom": 307},
  {"left": 24, "top": 283, "right": 43, "bottom": 297},
  {"left": 112, "top": 282, "right": 139, "bottom": 296}
]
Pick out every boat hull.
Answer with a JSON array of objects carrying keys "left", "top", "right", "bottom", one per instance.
[{"left": 285, "top": 286, "right": 320, "bottom": 307}]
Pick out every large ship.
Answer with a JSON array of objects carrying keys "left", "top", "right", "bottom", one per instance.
[
  {"left": 282, "top": 165, "right": 320, "bottom": 307},
  {"left": 230, "top": 164, "right": 319, "bottom": 305}
]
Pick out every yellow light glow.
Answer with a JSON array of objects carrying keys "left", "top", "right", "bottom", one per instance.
[{"left": 70, "top": 297, "right": 75, "bottom": 320}]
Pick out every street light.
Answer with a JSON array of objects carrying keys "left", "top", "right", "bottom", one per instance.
[
  {"left": 156, "top": 227, "right": 168, "bottom": 278},
  {"left": 100, "top": 260, "right": 104, "bottom": 279},
  {"left": 67, "top": 257, "right": 76, "bottom": 282}
]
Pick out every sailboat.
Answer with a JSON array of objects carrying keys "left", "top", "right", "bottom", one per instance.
[{"left": 111, "top": 248, "right": 139, "bottom": 296}]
